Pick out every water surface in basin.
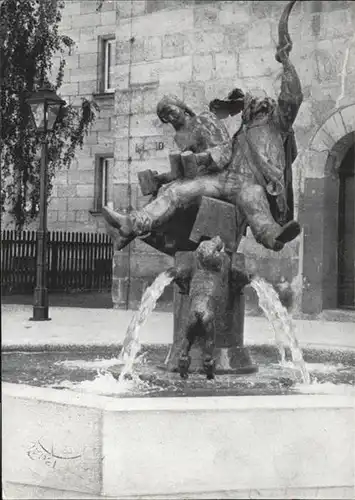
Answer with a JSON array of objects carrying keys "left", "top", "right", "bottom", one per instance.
[{"left": 2, "top": 345, "right": 354, "bottom": 398}]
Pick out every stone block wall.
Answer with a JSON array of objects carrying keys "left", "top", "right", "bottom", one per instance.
[{"left": 111, "top": 0, "right": 355, "bottom": 310}]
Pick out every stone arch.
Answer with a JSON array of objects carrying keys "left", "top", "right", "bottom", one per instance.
[{"left": 300, "top": 104, "right": 355, "bottom": 314}]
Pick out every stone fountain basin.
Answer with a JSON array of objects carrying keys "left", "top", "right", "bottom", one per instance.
[{"left": 2, "top": 345, "right": 355, "bottom": 500}]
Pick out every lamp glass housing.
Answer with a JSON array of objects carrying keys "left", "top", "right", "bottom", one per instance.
[
  {"left": 29, "top": 102, "right": 46, "bottom": 131},
  {"left": 27, "top": 88, "right": 66, "bottom": 133},
  {"left": 47, "top": 103, "right": 61, "bottom": 131}
]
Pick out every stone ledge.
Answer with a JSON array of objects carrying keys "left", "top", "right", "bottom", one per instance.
[
  {"left": 88, "top": 209, "right": 103, "bottom": 216},
  {"left": 3, "top": 383, "right": 355, "bottom": 498},
  {"left": 92, "top": 93, "right": 115, "bottom": 101},
  {"left": 119, "top": 81, "right": 160, "bottom": 92},
  {"left": 3, "top": 383, "right": 354, "bottom": 411},
  {"left": 3, "top": 482, "right": 103, "bottom": 500},
  {"left": 3, "top": 481, "right": 355, "bottom": 500},
  {"left": 319, "top": 309, "right": 355, "bottom": 323}
]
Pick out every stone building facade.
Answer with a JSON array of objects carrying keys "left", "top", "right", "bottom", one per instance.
[
  {"left": 45, "top": 0, "right": 117, "bottom": 234},
  {"left": 109, "top": 0, "right": 355, "bottom": 315},
  {"left": 9, "top": 0, "right": 355, "bottom": 315}
]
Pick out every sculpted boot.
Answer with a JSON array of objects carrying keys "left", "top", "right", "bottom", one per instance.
[
  {"left": 102, "top": 206, "right": 135, "bottom": 236},
  {"left": 256, "top": 219, "right": 301, "bottom": 251},
  {"left": 238, "top": 184, "right": 300, "bottom": 251},
  {"left": 102, "top": 186, "right": 183, "bottom": 250},
  {"left": 102, "top": 206, "right": 153, "bottom": 250},
  {"left": 275, "top": 219, "right": 301, "bottom": 244},
  {"left": 103, "top": 220, "right": 132, "bottom": 251}
]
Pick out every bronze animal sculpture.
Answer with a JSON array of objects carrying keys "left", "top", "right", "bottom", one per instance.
[{"left": 169, "top": 236, "right": 252, "bottom": 380}]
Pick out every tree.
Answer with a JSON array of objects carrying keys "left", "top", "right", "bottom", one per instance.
[{"left": 0, "top": 0, "right": 99, "bottom": 229}]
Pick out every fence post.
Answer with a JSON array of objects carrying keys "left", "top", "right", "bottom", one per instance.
[{"left": 51, "top": 232, "right": 58, "bottom": 291}]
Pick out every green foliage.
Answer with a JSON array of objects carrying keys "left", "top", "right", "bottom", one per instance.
[{"left": 0, "top": 0, "right": 99, "bottom": 229}]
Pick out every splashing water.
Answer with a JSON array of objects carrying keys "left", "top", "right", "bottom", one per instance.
[
  {"left": 55, "top": 352, "right": 147, "bottom": 371},
  {"left": 250, "top": 276, "right": 310, "bottom": 384},
  {"left": 52, "top": 370, "right": 162, "bottom": 396},
  {"left": 295, "top": 380, "right": 355, "bottom": 396},
  {"left": 118, "top": 270, "right": 174, "bottom": 381},
  {"left": 52, "top": 271, "right": 174, "bottom": 394}
]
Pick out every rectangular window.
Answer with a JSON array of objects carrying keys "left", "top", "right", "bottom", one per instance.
[
  {"left": 103, "top": 37, "right": 115, "bottom": 93},
  {"left": 95, "top": 155, "right": 113, "bottom": 210},
  {"left": 101, "top": 157, "right": 109, "bottom": 206}
]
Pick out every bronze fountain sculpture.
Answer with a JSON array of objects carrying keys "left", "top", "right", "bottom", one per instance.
[{"left": 103, "top": 0, "right": 303, "bottom": 380}]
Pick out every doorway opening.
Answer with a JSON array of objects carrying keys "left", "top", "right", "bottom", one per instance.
[{"left": 338, "top": 143, "right": 355, "bottom": 309}]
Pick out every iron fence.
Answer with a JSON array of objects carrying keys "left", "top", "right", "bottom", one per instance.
[{"left": 1, "top": 230, "right": 113, "bottom": 294}]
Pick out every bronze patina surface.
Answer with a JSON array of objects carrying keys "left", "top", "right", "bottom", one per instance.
[{"left": 165, "top": 236, "right": 256, "bottom": 379}]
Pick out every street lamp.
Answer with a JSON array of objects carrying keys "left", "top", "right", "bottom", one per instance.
[{"left": 27, "top": 87, "right": 66, "bottom": 321}]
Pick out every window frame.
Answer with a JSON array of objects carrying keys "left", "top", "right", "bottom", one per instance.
[
  {"left": 94, "top": 153, "right": 114, "bottom": 212},
  {"left": 98, "top": 34, "right": 115, "bottom": 95}
]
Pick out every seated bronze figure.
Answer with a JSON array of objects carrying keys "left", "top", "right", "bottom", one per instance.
[{"left": 103, "top": 0, "right": 301, "bottom": 255}]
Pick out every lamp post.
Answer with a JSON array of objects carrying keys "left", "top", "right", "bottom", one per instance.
[{"left": 27, "top": 87, "right": 66, "bottom": 321}]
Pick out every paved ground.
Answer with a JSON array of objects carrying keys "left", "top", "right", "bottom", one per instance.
[
  {"left": 1, "top": 291, "right": 113, "bottom": 309},
  {"left": 2, "top": 303, "right": 354, "bottom": 351}
]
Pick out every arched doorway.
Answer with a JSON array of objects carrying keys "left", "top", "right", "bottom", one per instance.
[
  {"left": 299, "top": 104, "right": 355, "bottom": 315},
  {"left": 338, "top": 143, "right": 355, "bottom": 309}
]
